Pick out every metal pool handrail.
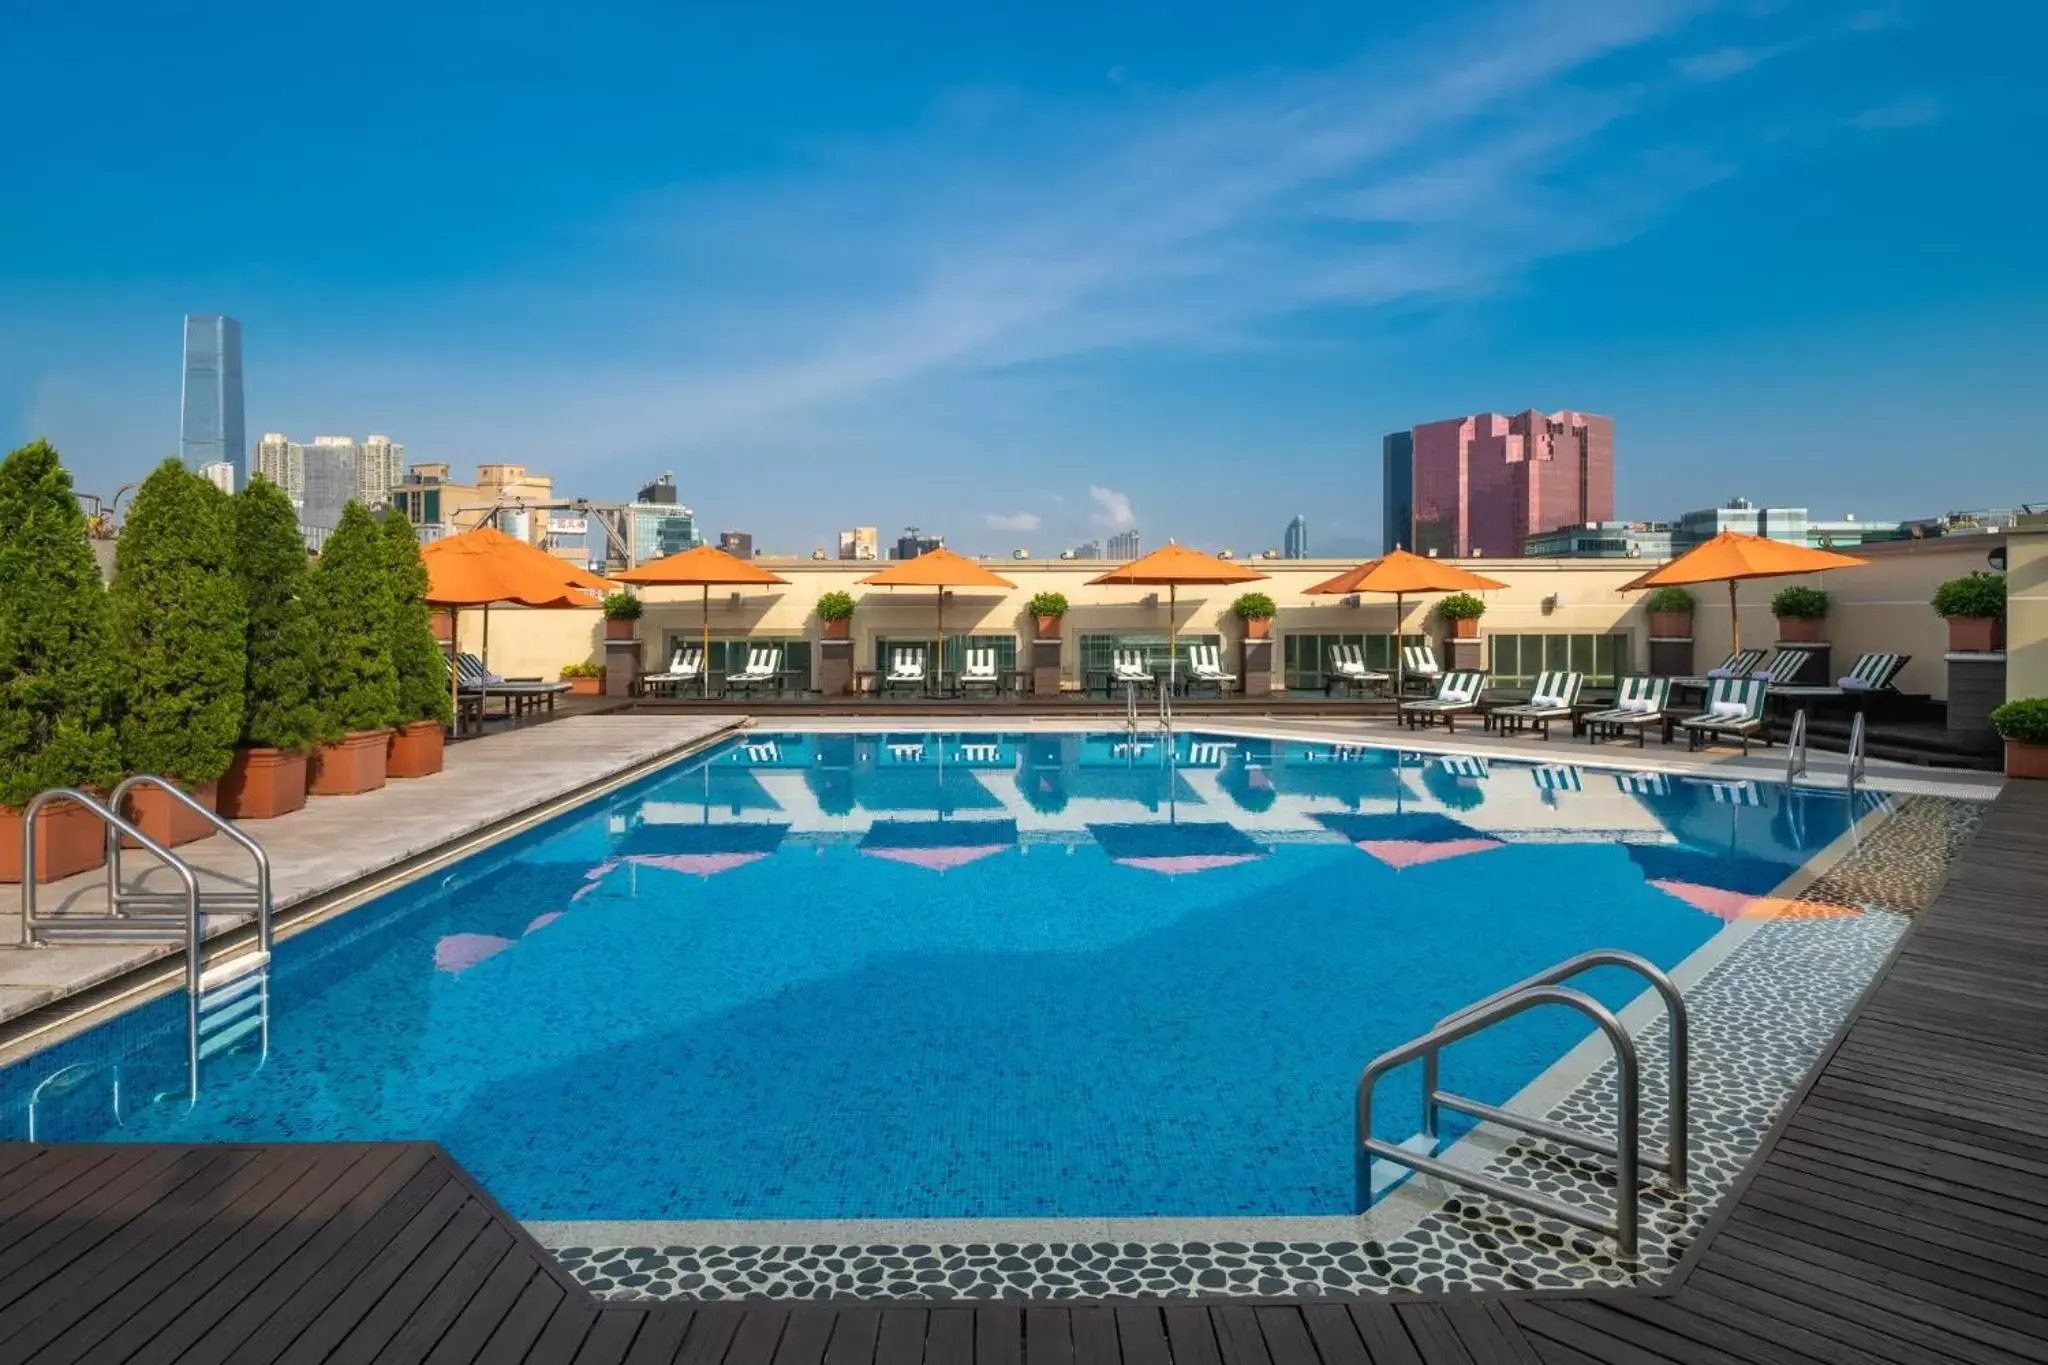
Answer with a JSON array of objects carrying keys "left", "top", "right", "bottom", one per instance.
[
  {"left": 107, "top": 774, "right": 273, "bottom": 953},
  {"left": 1786, "top": 707, "right": 1810, "bottom": 784},
  {"left": 1847, "top": 711, "right": 1868, "bottom": 794}
]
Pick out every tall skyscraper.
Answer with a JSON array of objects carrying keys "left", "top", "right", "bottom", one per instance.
[
  {"left": 837, "top": 527, "right": 879, "bottom": 560},
  {"left": 1107, "top": 529, "right": 1141, "bottom": 559},
  {"left": 1381, "top": 430, "right": 1414, "bottom": 552},
  {"left": 719, "top": 530, "right": 754, "bottom": 559},
  {"left": 1283, "top": 515, "right": 1308, "bottom": 559},
  {"left": 180, "top": 315, "right": 245, "bottom": 485},
  {"left": 1408, "top": 409, "right": 1612, "bottom": 557},
  {"left": 198, "top": 461, "right": 236, "bottom": 495}
]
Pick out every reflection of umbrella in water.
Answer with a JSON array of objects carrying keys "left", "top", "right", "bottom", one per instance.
[
  {"left": 860, "top": 818, "right": 1018, "bottom": 872},
  {"left": 1626, "top": 844, "right": 1857, "bottom": 922},
  {"left": 1314, "top": 811, "right": 1503, "bottom": 870},
  {"left": 1241, "top": 748, "right": 1413, "bottom": 810},
  {"left": 435, "top": 933, "right": 514, "bottom": 975},
  {"left": 618, "top": 822, "right": 789, "bottom": 877},
  {"left": 1089, "top": 821, "right": 1264, "bottom": 876}
]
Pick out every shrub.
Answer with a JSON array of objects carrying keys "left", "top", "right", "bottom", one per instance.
[
  {"left": 1931, "top": 571, "right": 2006, "bottom": 621},
  {"left": 233, "top": 475, "right": 320, "bottom": 752},
  {"left": 306, "top": 503, "right": 398, "bottom": 739},
  {"left": 1231, "top": 591, "right": 1277, "bottom": 621},
  {"left": 560, "top": 661, "right": 604, "bottom": 679},
  {"left": 110, "top": 458, "right": 247, "bottom": 784},
  {"left": 1436, "top": 592, "right": 1487, "bottom": 621},
  {"left": 1991, "top": 698, "right": 2048, "bottom": 745},
  {"left": 816, "top": 590, "right": 857, "bottom": 623},
  {"left": 381, "top": 513, "right": 453, "bottom": 727},
  {"left": 1644, "top": 586, "right": 1696, "bottom": 614},
  {"left": 601, "top": 591, "right": 643, "bottom": 620},
  {"left": 0, "top": 440, "right": 121, "bottom": 808},
  {"left": 1769, "top": 585, "right": 1829, "bottom": 619},
  {"left": 1028, "top": 591, "right": 1069, "bottom": 619}
]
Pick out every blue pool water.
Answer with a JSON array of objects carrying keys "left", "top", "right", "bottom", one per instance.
[{"left": 0, "top": 732, "right": 1878, "bottom": 1222}]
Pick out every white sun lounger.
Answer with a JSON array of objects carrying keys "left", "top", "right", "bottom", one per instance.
[
  {"left": 1489, "top": 670, "right": 1585, "bottom": 740},
  {"left": 1326, "top": 644, "right": 1389, "bottom": 697},
  {"left": 883, "top": 647, "right": 928, "bottom": 696},
  {"left": 1186, "top": 644, "right": 1236, "bottom": 695},
  {"left": 1679, "top": 677, "right": 1772, "bottom": 754},
  {"left": 1399, "top": 670, "right": 1485, "bottom": 732},
  {"left": 1581, "top": 676, "right": 1675, "bottom": 747},
  {"left": 727, "top": 645, "right": 785, "bottom": 696}
]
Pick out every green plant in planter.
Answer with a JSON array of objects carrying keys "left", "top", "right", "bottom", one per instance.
[
  {"left": 1991, "top": 698, "right": 2048, "bottom": 745},
  {"left": 816, "top": 590, "right": 857, "bottom": 623},
  {"left": 1436, "top": 592, "right": 1487, "bottom": 621},
  {"left": 1028, "top": 591, "right": 1069, "bottom": 619},
  {"left": 601, "top": 591, "right": 643, "bottom": 620},
  {"left": 0, "top": 440, "right": 121, "bottom": 808},
  {"left": 306, "top": 502, "right": 398, "bottom": 740},
  {"left": 1769, "top": 585, "right": 1829, "bottom": 619},
  {"left": 1231, "top": 591, "right": 1277, "bottom": 621},
  {"left": 110, "top": 458, "right": 248, "bottom": 784},
  {"left": 381, "top": 513, "right": 453, "bottom": 727},
  {"left": 560, "top": 661, "right": 604, "bottom": 679},
  {"left": 233, "top": 475, "right": 320, "bottom": 753},
  {"left": 1931, "top": 571, "right": 2006, "bottom": 621},
  {"left": 1644, "top": 585, "right": 1696, "bottom": 614}
]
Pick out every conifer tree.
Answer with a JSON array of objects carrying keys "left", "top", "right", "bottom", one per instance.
[
  {"left": 234, "top": 474, "right": 320, "bottom": 751},
  {"left": 306, "top": 502, "right": 398, "bottom": 738},
  {"left": 381, "top": 513, "right": 453, "bottom": 726}
]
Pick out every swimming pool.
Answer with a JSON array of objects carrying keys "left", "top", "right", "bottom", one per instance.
[{"left": 0, "top": 731, "right": 1879, "bottom": 1226}]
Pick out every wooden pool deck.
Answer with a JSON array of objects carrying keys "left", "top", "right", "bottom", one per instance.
[{"left": 0, "top": 781, "right": 2041, "bottom": 1364}]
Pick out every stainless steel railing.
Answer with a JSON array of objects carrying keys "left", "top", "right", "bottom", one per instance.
[
  {"left": 1786, "top": 708, "right": 1810, "bottom": 784},
  {"left": 1355, "top": 949, "right": 1691, "bottom": 1257},
  {"left": 106, "top": 775, "right": 273, "bottom": 954},
  {"left": 1847, "top": 711, "right": 1868, "bottom": 794}
]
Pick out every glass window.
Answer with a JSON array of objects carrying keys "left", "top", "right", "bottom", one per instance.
[
  {"left": 1076, "top": 633, "right": 1224, "bottom": 684},
  {"left": 1486, "top": 633, "right": 1630, "bottom": 687},
  {"left": 874, "top": 634, "right": 1017, "bottom": 676},
  {"left": 1280, "top": 633, "right": 1425, "bottom": 690},
  {"left": 662, "top": 634, "right": 812, "bottom": 689}
]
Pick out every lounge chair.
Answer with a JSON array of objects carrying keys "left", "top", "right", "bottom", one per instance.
[
  {"left": 640, "top": 647, "right": 704, "bottom": 696},
  {"left": 727, "top": 646, "right": 785, "bottom": 696},
  {"left": 1678, "top": 677, "right": 1772, "bottom": 754},
  {"left": 1580, "top": 676, "right": 1675, "bottom": 748},
  {"left": 1772, "top": 652, "right": 1910, "bottom": 703},
  {"left": 456, "top": 653, "right": 570, "bottom": 714},
  {"left": 1400, "top": 670, "right": 1485, "bottom": 732},
  {"left": 1402, "top": 645, "right": 1443, "bottom": 695},
  {"left": 958, "top": 647, "right": 1002, "bottom": 697},
  {"left": 1489, "top": 670, "right": 1585, "bottom": 740},
  {"left": 1753, "top": 647, "right": 1820, "bottom": 688},
  {"left": 1111, "top": 650, "right": 1155, "bottom": 695},
  {"left": 1325, "top": 644, "right": 1389, "bottom": 698},
  {"left": 1703, "top": 648, "right": 1768, "bottom": 680},
  {"left": 882, "top": 647, "right": 928, "bottom": 697},
  {"left": 1186, "top": 644, "right": 1236, "bottom": 696}
]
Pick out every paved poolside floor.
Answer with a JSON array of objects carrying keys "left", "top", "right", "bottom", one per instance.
[{"left": 0, "top": 714, "right": 744, "bottom": 1033}]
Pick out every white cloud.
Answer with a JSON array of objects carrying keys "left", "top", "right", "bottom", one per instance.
[
  {"left": 984, "top": 511, "right": 1042, "bottom": 532},
  {"left": 1090, "top": 485, "right": 1135, "bottom": 527},
  {"left": 1842, "top": 96, "right": 1941, "bottom": 130},
  {"left": 1673, "top": 45, "right": 1780, "bottom": 80}
]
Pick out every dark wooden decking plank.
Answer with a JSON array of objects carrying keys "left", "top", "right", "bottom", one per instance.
[
  {"left": 1115, "top": 1307, "right": 1172, "bottom": 1365},
  {"left": 0, "top": 1147, "right": 225, "bottom": 1291},
  {"left": 1684, "top": 1267, "right": 2026, "bottom": 1365},
  {"left": 1606, "top": 1291, "right": 1880, "bottom": 1365},
  {"left": 1209, "top": 1306, "right": 1274, "bottom": 1365},
  {"left": 1252, "top": 1307, "right": 1323, "bottom": 1365},
  {"left": 624, "top": 1308, "right": 697, "bottom": 1365},
  {"left": 924, "top": 1309, "right": 973, "bottom": 1365},
  {"left": 875, "top": 1308, "right": 930, "bottom": 1365},
  {"left": 827, "top": 1309, "right": 885, "bottom": 1365},
  {"left": 73, "top": 1146, "right": 420, "bottom": 1365},
  {"left": 1743, "top": 1172, "right": 2048, "bottom": 1272},
  {"left": 318, "top": 1197, "right": 494, "bottom": 1365},
  {"left": 423, "top": 1259, "right": 546, "bottom": 1365},
  {"left": 976, "top": 1306, "right": 1023, "bottom": 1365},
  {"left": 1729, "top": 1192, "right": 2048, "bottom": 1300},
  {"left": 1069, "top": 1308, "right": 1121, "bottom": 1365},
  {"left": 1299, "top": 1303, "right": 1371, "bottom": 1365},
  {"left": 376, "top": 1221, "right": 521, "bottom": 1363},
  {"left": 1537, "top": 1300, "right": 1757, "bottom": 1365},
  {"left": 672, "top": 1302, "right": 746, "bottom": 1365},
  {"left": 0, "top": 1147, "right": 141, "bottom": 1240},
  {"left": 1753, "top": 1145, "right": 2048, "bottom": 1244},
  {"left": 726, "top": 1305, "right": 794, "bottom": 1365},
  {"left": 523, "top": 1297, "right": 602, "bottom": 1365},
  {"left": 574, "top": 1309, "right": 650, "bottom": 1365},
  {"left": 1391, "top": 1306, "right": 1477, "bottom": 1365},
  {"left": 1789, "top": 1095, "right": 2048, "bottom": 1174},
  {"left": 1507, "top": 1302, "right": 1693, "bottom": 1365},
  {"left": 1159, "top": 1307, "right": 1221, "bottom": 1365},
  {"left": 778, "top": 1309, "right": 839, "bottom": 1365},
  {"left": 1346, "top": 1302, "right": 1425, "bottom": 1365},
  {"left": 0, "top": 1143, "right": 44, "bottom": 1183}
]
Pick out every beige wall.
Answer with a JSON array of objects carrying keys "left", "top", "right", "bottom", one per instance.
[
  {"left": 455, "top": 545, "right": 2017, "bottom": 699},
  {"left": 2007, "top": 521, "right": 2048, "bottom": 703}
]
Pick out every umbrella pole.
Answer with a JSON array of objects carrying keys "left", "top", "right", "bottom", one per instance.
[
  {"left": 1728, "top": 579, "right": 1740, "bottom": 657},
  {"left": 1168, "top": 584, "right": 1178, "bottom": 695},
  {"left": 702, "top": 584, "right": 711, "bottom": 699},
  {"left": 1394, "top": 592, "right": 1405, "bottom": 699},
  {"left": 936, "top": 593, "right": 944, "bottom": 697},
  {"left": 449, "top": 606, "right": 461, "bottom": 737}
]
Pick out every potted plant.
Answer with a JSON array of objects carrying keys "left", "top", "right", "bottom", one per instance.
[
  {"left": 305, "top": 503, "right": 399, "bottom": 796},
  {"left": 109, "top": 459, "right": 247, "bottom": 846},
  {"left": 602, "top": 591, "right": 642, "bottom": 640},
  {"left": 816, "top": 590, "right": 856, "bottom": 640},
  {"left": 1028, "top": 591, "right": 1069, "bottom": 640},
  {"left": 560, "top": 661, "right": 605, "bottom": 695},
  {"left": 1437, "top": 592, "right": 1486, "bottom": 639},
  {"left": 1769, "top": 585, "right": 1829, "bottom": 643},
  {"left": 1992, "top": 698, "right": 2048, "bottom": 780},
  {"left": 0, "top": 441, "right": 122, "bottom": 883},
  {"left": 219, "top": 474, "right": 321, "bottom": 820},
  {"left": 1931, "top": 571, "right": 2006, "bottom": 653},
  {"left": 382, "top": 514, "right": 453, "bottom": 779},
  {"left": 1645, "top": 585, "right": 1695, "bottom": 639},
  {"left": 1232, "top": 591, "right": 1278, "bottom": 639}
]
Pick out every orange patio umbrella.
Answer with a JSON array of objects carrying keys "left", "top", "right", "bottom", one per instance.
[
  {"left": 1304, "top": 549, "right": 1507, "bottom": 695},
  {"left": 860, "top": 547, "right": 1016, "bottom": 679},
  {"left": 1620, "top": 531, "right": 1866, "bottom": 654},
  {"left": 615, "top": 544, "right": 790, "bottom": 697},
  {"left": 421, "top": 524, "right": 615, "bottom": 727},
  {"left": 1090, "top": 544, "right": 1266, "bottom": 692}
]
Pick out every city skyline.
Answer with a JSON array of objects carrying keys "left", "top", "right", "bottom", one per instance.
[{"left": 11, "top": 3, "right": 2046, "bottom": 556}]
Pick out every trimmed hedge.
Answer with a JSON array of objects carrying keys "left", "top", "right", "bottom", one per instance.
[
  {"left": 233, "top": 475, "right": 321, "bottom": 751},
  {"left": 382, "top": 514, "right": 453, "bottom": 726},
  {"left": 307, "top": 503, "right": 399, "bottom": 739}
]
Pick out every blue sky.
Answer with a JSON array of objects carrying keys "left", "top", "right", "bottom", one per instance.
[{"left": 4, "top": 0, "right": 2044, "bottom": 558}]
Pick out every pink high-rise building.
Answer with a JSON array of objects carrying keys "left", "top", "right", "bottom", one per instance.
[{"left": 1403, "top": 409, "right": 1613, "bottom": 557}]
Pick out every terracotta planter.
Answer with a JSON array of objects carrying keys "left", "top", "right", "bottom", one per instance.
[
  {"left": 2006, "top": 741, "right": 2048, "bottom": 780},
  {"left": 564, "top": 675, "right": 603, "bottom": 696},
  {"left": 1948, "top": 616, "right": 2004, "bottom": 653},
  {"left": 1774, "top": 614, "right": 1824, "bottom": 644},
  {"left": 1451, "top": 618, "right": 1479, "bottom": 639},
  {"left": 1035, "top": 615, "right": 1064, "bottom": 640},
  {"left": 309, "top": 729, "right": 391, "bottom": 796},
  {"left": 1649, "top": 611, "right": 1693, "bottom": 639},
  {"left": 1243, "top": 617, "right": 1273, "bottom": 640},
  {"left": 0, "top": 796, "right": 108, "bottom": 884},
  {"left": 386, "top": 720, "right": 446, "bottom": 779},
  {"left": 604, "top": 617, "right": 636, "bottom": 640},
  {"left": 218, "top": 747, "right": 309, "bottom": 820},
  {"left": 822, "top": 618, "right": 851, "bottom": 640},
  {"left": 118, "top": 780, "right": 219, "bottom": 850}
]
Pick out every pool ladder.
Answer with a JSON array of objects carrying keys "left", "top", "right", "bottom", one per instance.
[
  {"left": 1786, "top": 708, "right": 1867, "bottom": 794},
  {"left": 1354, "top": 950, "right": 1690, "bottom": 1258},
  {"left": 19, "top": 779, "right": 273, "bottom": 1102}
]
